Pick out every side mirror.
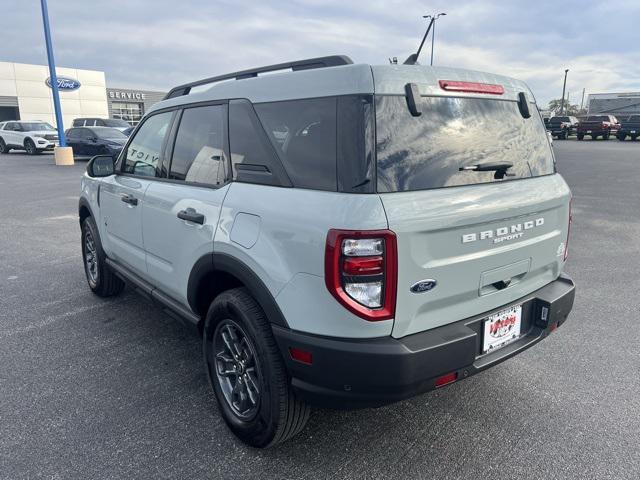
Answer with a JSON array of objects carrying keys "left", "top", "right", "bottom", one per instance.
[{"left": 87, "top": 155, "right": 115, "bottom": 177}]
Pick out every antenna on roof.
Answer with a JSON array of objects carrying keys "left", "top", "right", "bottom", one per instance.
[{"left": 404, "top": 13, "right": 445, "bottom": 65}]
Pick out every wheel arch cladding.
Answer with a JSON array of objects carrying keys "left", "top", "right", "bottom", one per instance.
[
  {"left": 188, "top": 253, "right": 289, "bottom": 328},
  {"left": 78, "top": 197, "right": 93, "bottom": 226}
]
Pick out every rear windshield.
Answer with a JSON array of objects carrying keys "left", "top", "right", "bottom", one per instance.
[
  {"left": 626, "top": 115, "right": 640, "bottom": 122},
  {"left": 586, "top": 116, "right": 609, "bottom": 122},
  {"left": 376, "top": 95, "right": 555, "bottom": 192},
  {"left": 550, "top": 116, "right": 569, "bottom": 123}
]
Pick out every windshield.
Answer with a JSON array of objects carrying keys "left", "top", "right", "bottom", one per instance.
[
  {"left": 93, "top": 128, "right": 127, "bottom": 140},
  {"left": 20, "top": 122, "right": 55, "bottom": 131},
  {"left": 376, "top": 95, "right": 555, "bottom": 192},
  {"left": 103, "top": 119, "right": 130, "bottom": 128}
]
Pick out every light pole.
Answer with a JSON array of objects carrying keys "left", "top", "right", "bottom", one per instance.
[
  {"left": 423, "top": 13, "right": 446, "bottom": 66},
  {"left": 559, "top": 69, "right": 569, "bottom": 115},
  {"left": 39, "top": 0, "right": 66, "bottom": 147}
]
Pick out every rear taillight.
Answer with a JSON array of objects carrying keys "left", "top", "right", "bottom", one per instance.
[
  {"left": 602, "top": 122, "right": 608, "bottom": 128},
  {"left": 564, "top": 197, "right": 572, "bottom": 261},
  {"left": 325, "top": 229, "right": 397, "bottom": 321}
]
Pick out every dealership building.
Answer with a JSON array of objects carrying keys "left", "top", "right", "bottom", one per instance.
[
  {"left": 587, "top": 92, "right": 640, "bottom": 118},
  {"left": 0, "top": 61, "right": 165, "bottom": 127}
]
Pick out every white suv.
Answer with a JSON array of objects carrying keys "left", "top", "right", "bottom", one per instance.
[
  {"left": 78, "top": 56, "right": 575, "bottom": 448},
  {"left": 0, "top": 120, "right": 59, "bottom": 154}
]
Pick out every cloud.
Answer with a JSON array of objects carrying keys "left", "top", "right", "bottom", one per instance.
[{"left": 1, "top": 0, "right": 638, "bottom": 107}]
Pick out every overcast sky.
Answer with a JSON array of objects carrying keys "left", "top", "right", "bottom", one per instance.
[{"left": 3, "top": 0, "right": 640, "bottom": 107}]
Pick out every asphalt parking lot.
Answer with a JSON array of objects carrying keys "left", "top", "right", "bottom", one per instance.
[{"left": 1, "top": 139, "right": 639, "bottom": 480}]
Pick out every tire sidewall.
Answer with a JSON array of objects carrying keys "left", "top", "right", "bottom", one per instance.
[
  {"left": 0, "top": 138, "right": 7, "bottom": 153},
  {"left": 203, "top": 293, "right": 281, "bottom": 447}
]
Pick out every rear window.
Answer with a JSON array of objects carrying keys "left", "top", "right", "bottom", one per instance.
[
  {"left": 628, "top": 115, "right": 640, "bottom": 122},
  {"left": 586, "top": 116, "right": 609, "bottom": 122},
  {"left": 550, "top": 116, "right": 569, "bottom": 123},
  {"left": 376, "top": 95, "right": 555, "bottom": 192}
]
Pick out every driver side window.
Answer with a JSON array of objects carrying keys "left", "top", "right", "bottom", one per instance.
[{"left": 123, "top": 111, "right": 173, "bottom": 177}]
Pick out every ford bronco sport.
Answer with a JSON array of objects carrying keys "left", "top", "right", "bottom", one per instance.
[{"left": 78, "top": 55, "right": 575, "bottom": 448}]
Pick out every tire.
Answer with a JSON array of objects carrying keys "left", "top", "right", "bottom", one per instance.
[
  {"left": 592, "top": 135, "right": 598, "bottom": 140},
  {"left": 632, "top": 136, "right": 638, "bottom": 141},
  {"left": 203, "top": 288, "right": 310, "bottom": 448},
  {"left": 618, "top": 133, "right": 626, "bottom": 141},
  {"left": 0, "top": 137, "right": 9, "bottom": 153},
  {"left": 24, "top": 138, "right": 39, "bottom": 155},
  {"left": 577, "top": 134, "right": 584, "bottom": 141},
  {"left": 603, "top": 132, "right": 610, "bottom": 140},
  {"left": 561, "top": 131, "right": 568, "bottom": 140},
  {"left": 81, "top": 216, "right": 125, "bottom": 297}
]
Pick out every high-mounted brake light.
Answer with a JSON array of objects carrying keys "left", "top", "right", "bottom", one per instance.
[
  {"left": 325, "top": 229, "right": 397, "bottom": 321},
  {"left": 439, "top": 80, "right": 504, "bottom": 95},
  {"left": 564, "top": 197, "right": 573, "bottom": 261}
]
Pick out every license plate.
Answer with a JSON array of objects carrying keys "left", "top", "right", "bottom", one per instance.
[
  {"left": 482, "top": 305, "right": 522, "bottom": 354},
  {"left": 587, "top": 130, "right": 592, "bottom": 133}
]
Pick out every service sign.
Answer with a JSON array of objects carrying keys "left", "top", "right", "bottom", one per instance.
[{"left": 45, "top": 76, "right": 81, "bottom": 91}]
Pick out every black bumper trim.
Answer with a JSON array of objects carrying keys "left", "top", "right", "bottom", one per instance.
[{"left": 273, "top": 274, "right": 575, "bottom": 409}]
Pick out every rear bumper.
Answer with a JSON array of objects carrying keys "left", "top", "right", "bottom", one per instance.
[{"left": 274, "top": 274, "right": 575, "bottom": 409}]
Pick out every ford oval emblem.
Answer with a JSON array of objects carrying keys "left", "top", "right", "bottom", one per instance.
[
  {"left": 45, "top": 76, "right": 81, "bottom": 91},
  {"left": 410, "top": 279, "right": 437, "bottom": 293}
]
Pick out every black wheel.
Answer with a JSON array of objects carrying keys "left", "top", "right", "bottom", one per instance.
[
  {"left": 24, "top": 138, "right": 39, "bottom": 155},
  {"left": 632, "top": 136, "right": 638, "bottom": 141},
  {"left": 577, "top": 134, "right": 584, "bottom": 141},
  {"left": 561, "top": 130, "right": 568, "bottom": 140},
  {"left": 0, "top": 137, "right": 9, "bottom": 153},
  {"left": 203, "top": 288, "right": 310, "bottom": 448},
  {"left": 81, "top": 216, "right": 125, "bottom": 297},
  {"left": 602, "top": 132, "right": 610, "bottom": 140},
  {"left": 592, "top": 135, "right": 598, "bottom": 140},
  {"left": 618, "top": 133, "right": 626, "bottom": 141}
]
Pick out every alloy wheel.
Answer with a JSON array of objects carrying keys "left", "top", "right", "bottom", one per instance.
[
  {"left": 212, "top": 319, "right": 261, "bottom": 420},
  {"left": 84, "top": 228, "right": 99, "bottom": 285}
]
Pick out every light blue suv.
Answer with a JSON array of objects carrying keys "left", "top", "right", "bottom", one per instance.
[{"left": 79, "top": 55, "right": 575, "bottom": 447}]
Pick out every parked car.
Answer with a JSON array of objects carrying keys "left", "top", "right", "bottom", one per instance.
[
  {"left": 73, "top": 118, "right": 131, "bottom": 132},
  {"left": 78, "top": 55, "right": 575, "bottom": 448},
  {"left": 547, "top": 115, "right": 579, "bottom": 139},
  {"left": 0, "top": 120, "right": 59, "bottom": 154},
  {"left": 617, "top": 115, "right": 640, "bottom": 141},
  {"left": 577, "top": 115, "right": 620, "bottom": 140},
  {"left": 65, "top": 127, "right": 127, "bottom": 158}
]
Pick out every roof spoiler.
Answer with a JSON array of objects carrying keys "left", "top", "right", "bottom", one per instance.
[{"left": 164, "top": 55, "right": 354, "bottom": 100}]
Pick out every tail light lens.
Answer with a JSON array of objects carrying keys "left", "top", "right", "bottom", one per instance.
[
  {"left": 564, "top": 197, "right": 572, "bottom": 261},
  {"left": 325, "top": 229, "right": 397, "bottom": 321}
]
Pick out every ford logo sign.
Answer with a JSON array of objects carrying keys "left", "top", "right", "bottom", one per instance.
[
  {"left": 45, "top": 77, "right": 81, "bottom": 91},
  {"left": 410, "top": 279, "right": 437, "bottom": 293}
]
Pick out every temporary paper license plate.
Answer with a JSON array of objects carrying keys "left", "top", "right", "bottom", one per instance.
[{"left": 482, "top": 305, "right": 522, "bottom": 354}]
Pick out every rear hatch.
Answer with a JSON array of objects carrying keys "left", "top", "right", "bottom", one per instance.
[{"left": 372, "top": 66, "right": 571, "bottom": 338}]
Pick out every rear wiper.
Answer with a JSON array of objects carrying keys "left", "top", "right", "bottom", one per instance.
[{"left": 459, "top": 161, "right": 515, "bottom": 179}]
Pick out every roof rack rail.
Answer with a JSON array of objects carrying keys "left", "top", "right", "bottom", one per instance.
[{"left": 164, "top": 55, "right": 353, "bottom": 100}]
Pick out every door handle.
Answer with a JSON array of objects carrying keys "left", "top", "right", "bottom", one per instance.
[
  {"left": 177, "top": 208, "right": 205, "bottom": 225},
  {"left": 120, "top": 194, "right": 138, "bottom": 206}
]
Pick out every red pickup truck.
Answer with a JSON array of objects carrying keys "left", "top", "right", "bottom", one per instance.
[{"left": 577, "top": 115, "right": 620, "bottom": 140}]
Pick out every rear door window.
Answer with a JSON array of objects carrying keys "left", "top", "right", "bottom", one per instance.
[
  {"left": 376, "top": 95, "right": 555, "bottom": 192},
  {"left": 169, "top": 104, "right": 227, "bottom": 186}
]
